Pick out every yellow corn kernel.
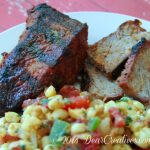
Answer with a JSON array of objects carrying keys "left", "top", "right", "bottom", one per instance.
[
  {"left": 0, "top": 127, "right": 6, "bottom": 138},
  {"left": 87, "top": 107, "right": 97, "bottom": 118},
  {"left": 5, "top": 112, "right": 20, "bottom": 123},
  {"left": 145, "top": 109, "right": 150, "bottom": 121},
  {"left": 42, "top": 136, "right": 50, "bottom": 148},
  {"left": 48, "top": 95, "right": 64, "bottom": 110},
  {"left": 94, "top": 104, "right": 104, "bottom": 114},
  {"left": 45, "top": 85, "right": 56, "bottom": 98},
  {"left": 7, "top": 123, "right": 21, "bottom": 137},
  {"left": 0, "top": 143, "right": 9, "bottom": 150},
  {"left": 133, "top": 127, "right": 150, "bottom": 148},
  {"left": 133, "top": 101, "right": 144, "bottom": 111},
  {"left": 21, "top": 115, "right": 42, "bottom": 132},
  {"left": 71, "top": 123, "right": 86, "bottom": 135},
  {"left": 69, "top": 108, "right": 86, "bottom": 120},
  {"left": 113, "top": 144, "right": 132, "bottom": 150},
  {"left": 90, "top": 99, "right": 104, "bottom": 107},
  {"left": 52, "top": 109, "right": 68, "bottom": 120},
  {"left": 23, "top": 105, "right": 47, "bottom": 120},
  {"left": 104, "top": 101, "right": 117, "bottom": 113},
  {"left": 0, "top": 117, "right": 5, "bottom": 127},
  {"left": 99, "top": 117, "right": 111, "bottom": 136},
  {"left": 130, "top": 121, "right": 143, "bottom": 132},
  {"left": 46, "top": 112, "right": 54, "bottom": 121},
  {"left": 116, "top": 101, "right": 128, "bottom": 114}
]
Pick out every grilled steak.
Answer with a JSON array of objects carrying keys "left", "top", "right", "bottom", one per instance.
[
  {"left": 118, "top": 39, "right": 150, "bottom": 104},
  {"left": 88, "top": 20, "right": 150, "bottom": 78},
  {"left": 0, "top": 4, "right": 88, "bottom": 115},
  {"left": 83, "top": 61, "right": 123, "bottom": 101}
]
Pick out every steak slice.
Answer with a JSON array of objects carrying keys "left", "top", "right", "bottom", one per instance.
[
  {"left": 0, "top": 3, "right": 88, "bottom": 115},
  {"left": 88, "top": 19, "right": 150, "bottom": 78},
  {"left": 83, "top": 61, "right": 123, "bottom": 101},
  {"left": 118, "top": 39, "right": 150, "bottom": 104}
]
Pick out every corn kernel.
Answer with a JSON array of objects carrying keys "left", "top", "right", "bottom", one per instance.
[
  {"left": 116, "top": 101, "right": 128, "bottom": 114},
  {"left": 134, "top": 127, "right": 150, "bottom": 148},
  {"left": 5, "top": 112, "right": 20, "bottom": 123},
  {"left": 52, "top": 109, "right": 68, "bottom": 120},
  {"left": 0, "top": 143, "right": 9, "bottom": 150},
  {"left": 46, "top": 112, "right": 53, "bottom": 121},
  {"left": 99, "top": 117, "right": 111, "bottom": 136},
  {"left": 104, "top": 101, "right": 117, "bottom": 113},
  {"left": 87, "top": 107, "right": 97, "bottom": 118},
  {"left": 42, "top": 136, "right": 50, "bottom": 148},
  {"left": 69, "top": 108, "right": 86, "bottom": 120},
  {"left": 48, "top": 95, "right": 64, "bottom": 110},
  {"left": 145, "top": 109, "right": 150, "bottom": 121},
  {"left": 23, "top": 105, "right": 47, "bottom": 120},
  {"left": 0, "top": 127, "right": 6, "bottom": 138},
  {"left": 7, "top": 123, "right": 21, "bottom": 137},
  {"left": 21, "top": 115, "right": 42, "bottom": 132},
  {"left": 133, "top": 101, "right": 144, "bottom": 111},
  {"left": 90, "top": 99, "right": 104, "bottom": 107},
  {"left": 130, "top": 122, "right": 143, "bottom": 132},
  {"left": 71, "top": 123, "right": 86, "bottom": 135},
  {"left": 45, "top": 85, "right": 56, "bottom": 98},
  {"left": 0, "top": 117, "right": 5, "bottom": 127}
]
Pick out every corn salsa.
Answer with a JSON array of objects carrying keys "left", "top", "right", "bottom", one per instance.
[{"left": 0, "top": 85, "right": 150, "bottom": 150}]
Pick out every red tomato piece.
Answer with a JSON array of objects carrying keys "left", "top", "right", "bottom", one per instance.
[
  {"left": 109, "top": 107, "right": 125, "bottom": 127},
  {"left": 3, "top": 135, "right": 20, "bottom": 142},
  {"left": 13, "top": 147, "right": 21, "bottom": 150},
  {"left": 60, "top": 85, "right": 80, "bottom": 98},
  {"left": 64, "top": 96, "right": 90, "bottom": 110}
]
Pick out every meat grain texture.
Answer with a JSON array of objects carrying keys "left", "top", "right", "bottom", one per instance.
[
  {"left": 118, "top": 39, "right": 150, "bottom": 104},
  {"left": 88, "top": 20, "right": 150, "bottom": 78},
  {"left": 0, "top": 4, "right": 88, "bottom": 115},
  {"left": 83, "top": 61, "right": 123, "bottom": 101}
]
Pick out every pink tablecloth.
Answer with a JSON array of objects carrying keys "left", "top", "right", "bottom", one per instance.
[{"left": 0, "top": 0, "right": 150, "bottom": 32}]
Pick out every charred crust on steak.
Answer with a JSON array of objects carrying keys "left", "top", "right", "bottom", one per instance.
[{"left": 0, "top": 3, "right": 88, "bottom": 116}]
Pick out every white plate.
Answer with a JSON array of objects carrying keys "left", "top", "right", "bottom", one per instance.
[{"left": 0, "top": 12, "right": 150, "bottom": 54}]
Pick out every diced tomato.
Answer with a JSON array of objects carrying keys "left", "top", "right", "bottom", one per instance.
[
  {"left": 60, "top": 85, "right": 80, "bottom": 98},
  {"left": 109, "top": 107, "right": 125, "bottom": 127},
  {"left": 3, "top": 135, "right": 20, "bottom": 142},
  {"left": 12, "top": 147, "right": 21, "bottom": 150},
  {"left": 64, "top": 96, "right": 90, "bottom": 110}
]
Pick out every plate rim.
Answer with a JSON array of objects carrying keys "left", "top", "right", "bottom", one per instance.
[{"left": 0, "top": 11, "right": 150, "bottom": 36}]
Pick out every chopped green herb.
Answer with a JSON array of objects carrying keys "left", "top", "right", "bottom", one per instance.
[
  {"left": 120, "top": 97, "right": 131, "bottom": 102},
  {"left": 127, "top": 106, "right": 132, "bottom": 110},
  {"left": 88, "top": 117, "right": 101, "bottom": 131},
  {"left": 40, "top": 98, "right": 49, "bottom": 106},
  {"left": 125, "top": 116, "right": 132, "bottom": 126},
  {"left": 49, "top": 120, "right": 70, "bottom": 146}
]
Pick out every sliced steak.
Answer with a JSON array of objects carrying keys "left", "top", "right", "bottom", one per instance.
[
  {"left": 83, "top": 61, "right": 123, "bottom": 101},
  {"left": 0, "top": 3, "right": 88, "bottom": 115},
  {"left": 88, "top": 19, "right": 150, "bottom": 78},
  {"left": 118, "top": 39, "right": 150, "bottom": 104}
]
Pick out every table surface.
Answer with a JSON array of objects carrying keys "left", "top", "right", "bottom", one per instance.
[{"left": 0, "top": 0, "right": 150, "bottom": 33}]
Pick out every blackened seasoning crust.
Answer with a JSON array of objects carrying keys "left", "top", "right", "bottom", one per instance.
[{"left": 0, "top": 3, "right": 88, "bottom": 115}]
